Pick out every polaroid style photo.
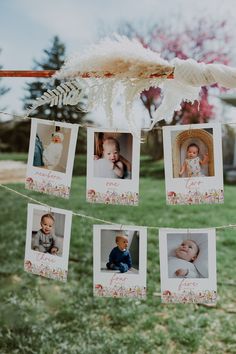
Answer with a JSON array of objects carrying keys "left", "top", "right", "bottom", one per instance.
[
  {"left": 93, "top": 224, "right": 147, "bottom": 299},
  {"left": 86, "top": 128, "right": 140, "bottom": 206},
  {"left": 163, "top": 123, "right": 224, "bottom": 205},
  {"left": 25, "top": 118, "right": 79, "bottom": 198},
  {"left": 159, "top": 228, "right": 217, "bottom": 304},
  {"left": 24, "top": 203, "right": 72, "bottom": 282}
]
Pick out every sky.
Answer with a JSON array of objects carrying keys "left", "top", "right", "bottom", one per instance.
[{"left": 0, "top": 0, "right": 236, "bottom": 121}]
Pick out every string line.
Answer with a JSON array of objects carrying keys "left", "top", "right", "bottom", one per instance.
[
  {"left": 0, "top": 183, "right": 112, "bottom": 225},
  {"left": 1, "top": 182, "right": 236, "bottom": 231},
  {"left": 1, "top": 110, "right": 236, "bottom": 131}
]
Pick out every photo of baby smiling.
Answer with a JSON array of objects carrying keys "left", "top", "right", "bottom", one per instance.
[
  {"left": 173, "top": 239, "right": 199, "bottom": 277},
  {"left": 167, "top": 233, "right": 209, "bottom": 278},
  {"left": 31, "top": 208, "right": 65, "bottom": 257},
  {"left": 32, "top": 213, "right": 59, "bottom": 255}
]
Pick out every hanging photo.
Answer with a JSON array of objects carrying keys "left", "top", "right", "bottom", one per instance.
[
  {"left": 25, "top": 118, "right": 79, "bottom": 198},
  {"left": 93, "top": 224, "right": 147, "bottom": 299},
  {"left": 24, "top": 203, "right": 72, "bottom": 282},
  {"left": 163, "top": 123, "right": 224, "bottom": 205},
  {"left": 86, "top": 128, "right": 140, "bottom": 205},
  {"left": 159, "top": 228, "right": 217, "bottom": 304}
]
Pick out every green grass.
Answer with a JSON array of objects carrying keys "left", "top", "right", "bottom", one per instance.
[
  {"left": 0, "top": 177, "right": 236, "bottom": 354},
  {"left": 0, "top": 152, "right": 28, "bottom": 162}
]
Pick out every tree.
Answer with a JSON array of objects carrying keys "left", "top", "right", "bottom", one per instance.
[
  {"left": 119, "top": 19, "right": 233, "bottom": 159},
  {"left": 21, "top": 36, "right": 87, "bottom": 153},
  {"left": 0, "top": 49, "right": 10, "bottom": 111},
  {"left": 23, "top": 36, "right": 85, "bottom": 122}
]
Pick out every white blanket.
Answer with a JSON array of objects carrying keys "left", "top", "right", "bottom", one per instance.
[
  {"left": 94, "top": 158, "right": 121, "bottom": 179},
  {"left": 168, "top": 256, "right": 200, "bottom": 278},
  {"left": 43, "top": 143, "right": 63, "bottom": 169}
]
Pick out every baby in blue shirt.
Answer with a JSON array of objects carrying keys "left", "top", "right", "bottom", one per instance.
[{"left": 106, "top": 234, "right": 132, "bottom": 273}]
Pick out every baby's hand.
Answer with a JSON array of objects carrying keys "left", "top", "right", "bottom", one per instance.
[
  {"left": 94, "top": 155, "right": 99, "bottom": 160},
  {"left": 51, "top": 247, "right": 58, "bottom": 255},
  {"left": 175, "top": 268, "right": 188, "bottom": 277}
]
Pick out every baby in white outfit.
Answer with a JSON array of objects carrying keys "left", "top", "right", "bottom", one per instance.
[
  {"left": 179, "top": 143, "right": 209, "bottom": 178},
  {"left": 168, "top": 239, "right": 200, "bottom": 278},
  {"left": 43, "top": 132, "right": 64, "bottom": 170},
  {"left": 94, "top": 137, "right": 124, "bottom": 178}
]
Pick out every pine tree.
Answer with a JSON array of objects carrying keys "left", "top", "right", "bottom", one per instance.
[
  {"left": 21, "top": 36, "right": 87, "bottom": 153},
  {"left": 23, "top": 35, "right": 85, "bottom": 124}
]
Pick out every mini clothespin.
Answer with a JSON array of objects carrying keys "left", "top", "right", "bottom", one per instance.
[{"left": 188, "top": 124, "right": 192, "bottom": 137}]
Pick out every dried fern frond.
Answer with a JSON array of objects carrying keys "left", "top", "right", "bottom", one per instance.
[{"left": 26, "top": 80, "right": 85, "bottom": 116}]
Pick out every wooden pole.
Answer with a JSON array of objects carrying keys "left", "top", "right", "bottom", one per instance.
[
  {"left": 0, "top": 70, "right": 174, "bottom": 79},
  {"left": 0, "top": 70, "right": 56, "bottom": 77}
]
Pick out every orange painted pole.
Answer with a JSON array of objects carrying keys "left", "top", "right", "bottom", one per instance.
[
  {"left": 0, "top": 70, "right": 56, "bottom": 77},
  {"left": 0, "top": 70, "right": 174, "bottom": 79}
]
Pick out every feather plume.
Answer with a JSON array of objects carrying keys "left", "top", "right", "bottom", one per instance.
[
  {"left": 26, "top": 35, "right": 236, "bottom": 130},
  {"left": 54, "top": 35, "right": 173, "bottom": 80},
  {"left": 26, "top": 35, "right": 172, "bottom": 133}
]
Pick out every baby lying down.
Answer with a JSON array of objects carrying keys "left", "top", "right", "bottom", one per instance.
[{"left": 168, "top": 239, "right": 200, "bottom": 278}]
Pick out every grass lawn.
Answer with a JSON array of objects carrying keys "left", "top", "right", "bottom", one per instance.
[{"left": 0, "top": 177, "right": 236, "bottom": 354}]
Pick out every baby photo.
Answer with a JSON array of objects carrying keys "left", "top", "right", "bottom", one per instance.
[
  {"left": 87, "top": 128, "right": 140, "bottom": 206},
  {"left": 31, "top": 209, "right": 65, "bottom": 257},
  {"left": 163, "top": 123, "right": 224, "bottom": 205},
  {"left": 93, "top": 132, "right": 132, "bottom": 179},
  {"left": 159, "top": 228, "right": 217, "bottom": 304},
  {"left": 26, "top": 118, "right": 79, "bottom": 198},
  {"left": 171, "top": 128, "right": 214, "bottom": 179},
  {"left": 167, "top": 233, "right": 208, "bottom": 279},
  {"left": 93, "top": 224, "right": 147, "bottom": 299},
  {"left": 24, "top": 203, "right": 72, "bottom": 282},
  {"left": 100, "top": 229, "right": 139, "bottom": 274},
  {"left": 33, "top": 123, "right": 71, "bottom": 173}
]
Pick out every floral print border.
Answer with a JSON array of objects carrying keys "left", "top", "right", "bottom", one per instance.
[
  {"left": 94, "top": 284, "right": 146, "bottom": 298},
  {"left": 167, "top": 189, "right": 224, "bottom": 205},
  {"left": 26, "top": 177, "right": 70, "bottom": 199},
  {"left": 24, "top": 259, "right": 67, "bottom": 282},
  {"left": 87, "top": 189, "right": 139, "bottom": 205},
  {"left": 162, "top": 289, "right": 217, "bottom": 303}
]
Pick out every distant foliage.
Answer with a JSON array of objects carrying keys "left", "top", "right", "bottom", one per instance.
[
  {"left": 121, "top": 18, "right": 233, "bottom": 125},
  {"left": 23, "top": 36, "right": 86, "bottom": 126},
  {"left": 119, "top": 18, "right": 233, "bottom": 159},
  {"left": 0, "top": 36, "right": 88, "bottom": 153},
  {"left": 0, "top": 49, "right": 10, "bottom": 111}
]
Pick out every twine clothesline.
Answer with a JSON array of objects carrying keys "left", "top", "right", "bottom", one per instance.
[
  {"left": 1, "top": 182, "right": 236, "bottom": 231},
  {"left": 1, "top": 110, "right": 236, "bottom": 132},
  {"left": 0, "top": 110, "right": 150, "bottom": 135},
  {"left": 0, "top": 183, "right": 113, "bottom": 225}
]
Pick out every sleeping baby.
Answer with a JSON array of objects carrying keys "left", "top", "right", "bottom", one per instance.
[
  {"left": 168, "top": 239, "right": 200, "bottom": 278},
  {"left": 43, "top": 131, "right": 64, "bottom": 170}
]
